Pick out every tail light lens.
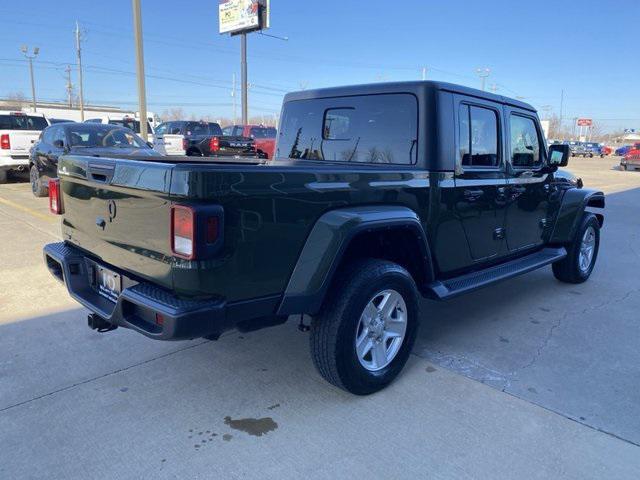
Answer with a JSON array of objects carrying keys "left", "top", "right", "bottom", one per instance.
[
  {"left": 209, "top": 136, "right": 220, "bottom": 152},
  {"left": 1, "top": 134, "right": 10, "bottom": 150},
  {"left": 170, "top": 205, "right": 223, "bottom": 260},
  {"left": 171, "top": 205, "right": 195, "bottom": 259},
  {"left": 49, "top": 178, "right": 63, "bottom": 214},
  {"left": 182, "top": 138, "right": 188, "bottom": 152}
]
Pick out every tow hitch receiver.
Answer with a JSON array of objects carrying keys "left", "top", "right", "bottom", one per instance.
[{"left": 88, "top": 313, "right": 118, "bottom": 333}]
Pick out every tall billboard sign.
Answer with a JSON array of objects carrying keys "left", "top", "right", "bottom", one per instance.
[{"left": 219, "top": 0, "right": 270, "bottom": 35}]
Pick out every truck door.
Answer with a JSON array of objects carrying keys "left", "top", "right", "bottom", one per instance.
[
  {"left": 453, "top": 97, "right": 509, "bottom": 262},
  {"left": 503, "top": 109, "right": 551, "bottom": 252}
]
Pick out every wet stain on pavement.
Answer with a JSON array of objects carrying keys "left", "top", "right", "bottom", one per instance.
[
  {"left": 531, "top": 319, "right": 541, "bottom": 325},
  {"left": 119, "top": 387, "right": 128, "bottom": 392},
  {"left": 222, "top": 434, "right": 233, "bottom": 442},
  {"left": 224, "top": 416, "right": 278, "bottom": 437},
  {"left": 499, "top": 336, "right": 510, "bottom": 343},
  {"left": 569, "top": 290, "right": 582, "bottom": 296},
  {"left": 267, "top": 403, "right": 280, "bottom": 411},
  {"left": 425, "top": 366, "right": 437, "bottom": 373},
  {"left": 539, "top": 307, "right": 551, "bottom": 312},
  {"left": 528, "top": 387, "right": 538, "bottom": 394}
]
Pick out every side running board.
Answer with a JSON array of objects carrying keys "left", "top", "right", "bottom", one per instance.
[{"left": 425, "top": 247, "right": 567, "bottom": 300}]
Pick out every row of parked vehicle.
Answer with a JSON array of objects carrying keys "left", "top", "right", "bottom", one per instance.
[
  {"left": 556, "top": 141, "right": 611, "bottom": 158},
  {"left": 0, "top": 109, "right": 277, "bottom": 193}
]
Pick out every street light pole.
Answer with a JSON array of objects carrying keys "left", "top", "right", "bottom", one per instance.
[
  {"left": 476, "top": 67, "right": 490, "bottom": 91},
  {"left": 20, "top": 45, "right": 39, "bottom": 112},
  {"left": 75, "top": 21, "right": 85, "bottom": 121},
  {"left": 241, "top": 32, "right": 248, "bottom": 125},
  {"left": 132, "top": 0, "right": 148, "bottom": 139}
]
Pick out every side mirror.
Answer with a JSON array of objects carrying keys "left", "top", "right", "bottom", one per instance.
[
  {"left": 549, "top": 144, "right": 570, "bottom": 167},
  {"left": 53, "top": 139, "right": 65, "bottom": 149}
]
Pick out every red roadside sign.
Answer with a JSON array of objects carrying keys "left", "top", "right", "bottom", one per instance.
[{"left": 577, "top": 118, "right": 593, "bottom": 126}]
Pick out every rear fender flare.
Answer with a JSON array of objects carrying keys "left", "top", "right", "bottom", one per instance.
[{"left": 277, "top": 206, "right": 433, "bottom": 316}]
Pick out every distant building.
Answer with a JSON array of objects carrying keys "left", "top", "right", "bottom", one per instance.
[{"left": 0, "top": 99, "right": 158, "bottom": 125}]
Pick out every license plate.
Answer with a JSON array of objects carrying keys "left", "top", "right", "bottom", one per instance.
[{"left": 95, "top": 266, "right": 121, "bottom": 303}]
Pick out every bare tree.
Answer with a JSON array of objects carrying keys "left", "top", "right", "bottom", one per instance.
[
  {"left": 5, "top": 92, "right": 27, "bottom": 109},
  {"left": 160, "top": 108, "right": 186, "bottom": 121}
]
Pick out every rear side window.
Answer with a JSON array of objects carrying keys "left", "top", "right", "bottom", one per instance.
[
  {"left": 459, "top": 105, "right": 499, "bottom": 167},
  {"left": 209, "top": 123, "right": 223, "bottom": 136},
  {"left": 0, "top": 114, "right": 48, "bottom": 131},
  {"left": 42, "top": 126, "right": 55, "bottom": 144},
  {"left": 155, "top": 123, "right": 169, "bottom": 136},
  {"left": 277, "top": 94, "right": 418, "bottom": 164},
  {"left": 509, "top": 115, "right": 542, "bottom": 168},
  {"left": 249, "top": 127, "right": 276, "bottom": 138},
  {"left": 190, "top": 123, "right": 209, "bottom": 136}
]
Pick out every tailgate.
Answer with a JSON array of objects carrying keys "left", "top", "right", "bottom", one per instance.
[
  {"left": 9, "top": 130, "right": 39, "bottom": 155},
  {"left": 58, "top": 155, "right": 175, "bottom": 289},
  {"left": 154, "top": 134, "right": 184, "bottom": 155},
  {"left": 218, "top": 136, "right": 255, "bottom": 156}
]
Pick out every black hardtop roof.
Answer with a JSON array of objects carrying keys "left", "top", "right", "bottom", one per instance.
[{"left": 283, "top": 80, "right": 536, "bottom": 113}]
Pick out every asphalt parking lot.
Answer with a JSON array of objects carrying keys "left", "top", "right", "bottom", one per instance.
[{"left": 1, "top": 157, "right": 639, "bottom": 479}]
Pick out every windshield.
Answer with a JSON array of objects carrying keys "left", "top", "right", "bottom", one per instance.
[
  {"left": 66, "top": 125, "right": 150, "bottom": 149},
  {"left": 249, "top": 126, "right": 277, "bottom": 138},
  {"left": 108, "top": 119, "right": 153, "bottom": 134},
  {"left": 0, "top": 114, "right": 48, "bottom": 131}
]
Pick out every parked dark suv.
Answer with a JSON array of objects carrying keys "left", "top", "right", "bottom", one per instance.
[{"left": 29, "top": 123, "right": 157, "bottom": 197}]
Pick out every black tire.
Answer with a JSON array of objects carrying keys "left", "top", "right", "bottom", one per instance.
[
  {"left": 310, "top": 259, "right": 420, "bottom": 395},
  {"left": 552, "top": 213, "right": 600, "bottom": 284},
  {"left": 621, "top": 164, "right": 627, "bottom": 171},
  {"left": 186, "top": 148, "right": 202, "bottom": 157},
  {"left": 0, "top": 169, "right": 7, "bottom": 184},
  {"left": 30, "top": 165, "right": 48, "bottom": 197}
]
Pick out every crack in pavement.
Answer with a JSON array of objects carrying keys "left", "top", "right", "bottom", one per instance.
[
  {"left": 516, "top": 287, "right": 640, "bottom": 375},
  {"left": 0, "top": 340, "right": 210, "bottom": 414}
]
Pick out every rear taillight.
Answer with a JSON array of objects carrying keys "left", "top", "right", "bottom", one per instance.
[
  {"left": 182, "top": 139, "right": 188, "bottom": 152},
  {"left": 49, "top": 178, "right": 63, "bottom": 214},
  {"left": 171, "top": 205, "right": 195, "bottom": 259},
  {"left": 209, "top": 136, "right": 220, "bottom": 152},
  {"left": 0, "top": 134, "right": 9, "bottom": 150},
  {"left": 170, "top": 205, "right": 223, "bottom": 260}
]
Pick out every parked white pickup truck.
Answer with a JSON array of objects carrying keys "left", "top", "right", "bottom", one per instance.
[
  {"left": 84, "top": 114, "right": 155, "bottom": 142},
  {"left": 0, "top": 111, "right": 49, "bottom": 183}
]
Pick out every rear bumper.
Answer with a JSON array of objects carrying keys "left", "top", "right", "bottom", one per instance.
[
  {"left": 0, "top": 154, "right": 29, "bottom": 169},
  {"left": 43, "top": 242, "right": 281, "bottom": 340}
]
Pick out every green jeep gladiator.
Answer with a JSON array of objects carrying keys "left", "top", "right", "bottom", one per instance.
[{"left": 44, "top": 81, "right": 605, "bottom": 395}]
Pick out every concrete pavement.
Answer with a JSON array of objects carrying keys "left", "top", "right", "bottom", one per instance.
[{"left": 1, "top": 158, "right": 639, "bottom": 479}]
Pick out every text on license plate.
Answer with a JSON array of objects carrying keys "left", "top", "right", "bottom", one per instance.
[{"left": 95, "top": 266, "right": 122, "bottom": 302}]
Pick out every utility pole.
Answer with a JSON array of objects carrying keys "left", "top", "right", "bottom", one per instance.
[
  {"left": 132, "top": 0, "right": 148, "bottom": 139},
  {"left": 558, "top": 89, "right": 564, "bottom": 139},
  {"left": 489, "top": 83, "right": 498, "bottom": 94},
  {"left": 75, "top": 21, "right": 85, "bottom": 121},
  {"left": 476, "top": 67, "right": 490, "bottom": 91},
  {"left": 241, "top": 33, "right": 248, "bottom": 125},
  {"left": 232, "top": 73, "right": 237, "bottom": 124},
  {"left": 65, "top": 65, "right": 73, "bottom": 107},
  {"left": 20, "top": 45, "right": 39, "bottom": 112}
]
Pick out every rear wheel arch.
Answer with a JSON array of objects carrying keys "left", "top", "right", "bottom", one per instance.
[{"left": 277, "top": 206, "right": 434, "bottom": 317}]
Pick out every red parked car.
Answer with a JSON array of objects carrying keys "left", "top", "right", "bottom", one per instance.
[{"left": 223, "top": 124, "right": 277, "bottom": 159}]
